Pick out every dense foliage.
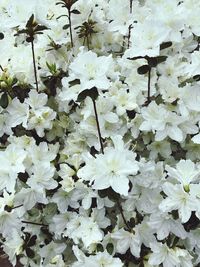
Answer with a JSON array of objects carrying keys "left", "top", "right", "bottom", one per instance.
[{"left": 1, "top": 0, "right": 200, "bottom": 266}]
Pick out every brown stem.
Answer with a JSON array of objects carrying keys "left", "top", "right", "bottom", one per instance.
[
  {"left": 147, "top": 68, "right": 151, "bottom": 104},
  {"left": 12, "top": 204, "right": 23, "bottom": 210},
  {"left": 31, "top": 40, "right": 39, "bottom": 92},
  {"left": 22, "top": 220, "right": 48, "bottom": 227},
  {"left": 116, "top": 200, "right": 131, "bottom": 231},
  {"left": 68, "top": 9, "right": 74, "bottom": 47},
  {"left": 127, "top": 0, "right": 133, "bottom": 48},
  {"left": 86, "top": 35, "right": 90, "bottom": 50},
  {"left": 130, "top": 0, "right": 133, "bottom": 13},
  {"left": 92, "top": 99, "right": 104, "bottom": 154}
]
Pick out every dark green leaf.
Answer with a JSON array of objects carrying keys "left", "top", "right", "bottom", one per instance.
[
  {"left": 96, "top": 244, "right": 104, "bottom": 252},
  {"left": 0, "top": 93, "right": 8, "bottom": 108},
  {"left": 156, "top": 56, "right": 168, "bottom": 64},
  {"left": 147, "top": 57, "right": 158, "bottom": 68},
  {"left": 106, "top": 243, "right": 114, "bottom": 255},
  {"left": 26, "top": 247, "right": 35, "bottom": 258},
  {"left": 0, "top": 32, "right": 4, "bottom": 40},
  {"left": 76, "top": 87, "right": 99, "bottom": 102},
  {"left": 160, "top": 41, "right": 172, "bottom": 50},
  {"left": 126, "top": 110, "right": 136, "bottom": 119},
  {"left": 26, "top": 14, "right": 34, "bottom": 28},
  {"left": 27, "top": 235, "right": 37, "bottom": 247},
  {"left": 98, "top": 187, "right": 120, "bottom": 201},
  {"left": 193, "top": 75, "right": 200, "bottom": 81},
  {"left": 69, "top": 79, "right": 80, "bottom": 87},
  {"left": 17, "top": 29, "right": 29, "bottom": 35},
  {"left": 63, "top": 24, "right": 70, "bottom": 30},
  {"left": 34, "top": 25, "right": 49, "bottom": 33},
  {"left": 137, "top": 65, "right": 151, "bottom": 75},
  {"left": 71, "top": 9, "right": 81, "bottom": 14}
]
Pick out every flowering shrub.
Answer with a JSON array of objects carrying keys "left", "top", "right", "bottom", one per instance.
[{"left": 1, "top": 0, "right": 200, "bottom": 266}]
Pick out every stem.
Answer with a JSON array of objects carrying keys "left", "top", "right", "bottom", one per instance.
[
  {"left": 127, "top": 0, "right": 133, "bottom": 49},
  {"left": 68, "top": 9, "right": 74, "bottom": 47},
  {"left": 0, "top": 65, "right": 4, "bottom": 72},
  {"left": 31, "top": 40, "right": 39, "bottom": 92},
  {"left": 92, "top": 99, "right": 104, "bottom": 154},
  {"left": 86, "top": 35, "right": 90, "bottom": 50},
  {"left": 116, "top": 200, "right": 131, "bottom": 231},
  {"left": 147, "top": 68, "right": 151, "bottom": 104},
  {"left": 12, "top": 204, "right": 23, "bottom": 210},
  {"left": 22, "top": 220, "right": 48, "bottom": 227},
  {"left": 130, "top": 0, "right": 133, "bottom": 13},
  {"left": 127, "top": 25, "right": 132, "bottom": 49}
]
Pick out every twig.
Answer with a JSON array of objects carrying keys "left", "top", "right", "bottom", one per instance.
[
  {"left": 22, "top": 220, "right": 48, "bottom": 227},
  {"left": 31, "top": 40, "right": 39, "bottom": 91},
  {"left": 116, "top": 200, "right": 131, "bottom": 231},
  {"left": 92, "top": 99, "right": 104, "bottom": 154},
  {"left": 68, "top": 9, "right": 74, "bottom": 47},
  {"left": 147, "top": 68, "right": 151, "bottom": 104}
]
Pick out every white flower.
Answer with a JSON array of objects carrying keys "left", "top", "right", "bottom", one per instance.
[
  {"left": 0, "top": 210, "right": 20, "bottom": 238},
  {"left": 148, "top": 242, "right": 180, "bottom": 267},
  {"left": 0, "top": 144, "right": 27, "bottom": 192},
  {"left": 69, "top": 48, "right": 113, "bottom": 90},
  {"left": 25, "top": 90, "right": 48, "bottom": 110},
  {"left": 15, "top": 187, "right": 48, "bottom": 211},
  {"left": 72, "top": 246, "right": 123, "bottom": 267},
  {"left": 148, "top": 212, "right": 187, "bottom": 240},
  {"left": 65, "top": 215, "right": 103, "bottom": 248},
  {"left": 140, "top": 102, "right": 184, "bottom": 142},
  {"left": 128, "top": 21, "right": 170, "bottom": 57},
  {"left": 111, "top": 228, "right": 141, "bottom": 258},
  {"left": 107, "top": 0, "right": 132, "bottom": 35},
  {"left": 6, "top": 97, "right": 29, "bottom": 128},
  {"left": 77, "top": 136, "right": 138, "bottom": 196},
  {"left": 27, "top": 107, "right": 56, "bottom": 137},
  {"left": 3, "top": 230, "right": 24, "bottom": 266},
  {"left": 166, "top": 159, "right": 200, "bottom": 187},
  {"left": 27, "top": 163, "right": 57, "bottom": 190},
  {"left": 39, "top": 241, "right": 66, "bottom": 265},
  {"left": 159, "top": 182, "right": 197, "bottom": 223}
]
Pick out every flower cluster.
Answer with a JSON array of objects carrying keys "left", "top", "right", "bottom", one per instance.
[{"left": 0, "top": 0, "right": 200, "bottom": 266}]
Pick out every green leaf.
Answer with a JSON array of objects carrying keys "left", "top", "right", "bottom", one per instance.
[
  {"left": 137, "top": 65, "right": 151, "bottom": 75},
  {"left": 17, "top": 29, "right": 29, "bottom": 35},
  {"left": 98, "top": 187, "right": 120, "bottom": 201},
  {"left": 147, "top": 57, "right": 158, "bottom": 68},
  {"left": 34, "top": 25, "right": 49, "bottom": 33},
  {"left": 26, "top": 247, "right": 35, "bottom": 258},
  {"left": 106, "top": 243, "right": 114, "bottom": 255},
  {"left": 160, "top": 41, "right": 172, "bottom": 50},
  {"left": 63, "top": 24, "right": 70, "bottom": 30},
  {"left": 0, "top": 32, "right": 4, "bottom": 40},
  {"left": 0, "top": 93, "right": 8, "bottom": 108},
  {"left": 69, "top": 79, "right": 80, "bottom": 87},
  {"left": 26, "top": 14, "right": 34, "bottom": 28},
  {"left": 193, "top": 75, "right": 200, "bottom": 81},
  {"left": 27, "top": 235, "right": 37, "bottom": 247},
  {"left": 76, "top": 87, "right": 99, "bottom": 102},
  {"left": 71, "top": 9, "right": 81, "bottom": 14},
  {"left": 96, "top": 244, "right": 104, "bottom": 252},
  {"left": 156, "top": 56, "right": 168, "bottom": 64}
]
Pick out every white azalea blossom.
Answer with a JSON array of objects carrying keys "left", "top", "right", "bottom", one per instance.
[
  {"left": 77, "top": 136, "right": 139, "bottom": 195},
  {"left": 0, "top": 0, "right": 200, "bottom": 266},
  {"left": 69, "top": 48, "right": 113, "bottom": 90}
]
